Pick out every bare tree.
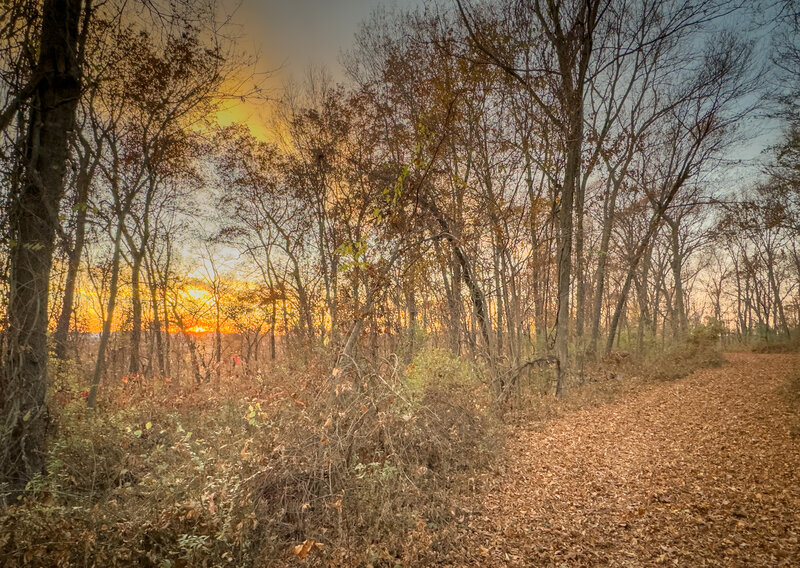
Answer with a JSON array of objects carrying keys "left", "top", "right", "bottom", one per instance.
[{"left": 1, "top": 0, "right": 87, "bottom": 493}]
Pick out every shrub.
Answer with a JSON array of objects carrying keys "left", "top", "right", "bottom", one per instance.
[
  {"left": 405, "top": 348, "right": 477, "bottom": 396},
  {"left": 0, "top": 348, "right": 497, "bottom": 567},
  {"left": 752, "top": 331, "right": 800, "bottom": 353},
  {"left": 643, "top": 321, "right": 726, "bottom": 381}
]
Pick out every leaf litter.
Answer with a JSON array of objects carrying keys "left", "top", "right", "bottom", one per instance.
[{"left": 428, "top": 353, "right": 800, "bottom": 567}]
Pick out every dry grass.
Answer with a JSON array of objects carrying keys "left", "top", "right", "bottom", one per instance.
[
  {"left": 0, "top": 348, "right": 498, "bottom": 567},
  {"left": 0, "top": 328, "right": 728, "bottom": 566}
]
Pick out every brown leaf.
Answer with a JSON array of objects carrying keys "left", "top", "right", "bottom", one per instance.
[{"left": 293, "top": 539, "right": 315, "bottom": 559}]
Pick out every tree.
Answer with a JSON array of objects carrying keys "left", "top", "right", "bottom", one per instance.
[
  {"left": 457, "top": 0, "right": 601, "bottom": 395},
  {"left": 1, "top": 0, "right": 87, "bottom": 493},
  {"left": 84, "top": 13, "right": 234, "bottom": 405}
]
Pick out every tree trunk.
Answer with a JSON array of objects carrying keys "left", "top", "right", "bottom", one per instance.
[
  {"left": 550, "top": 0, "right": 597, "bottom": 396},
  {"left": 54, "top": 151, "right": 93, "bottom": 360},
  {"left": 128, "top": 252, "right": 143, "bottom": 374},
  {"left": 147, "top": 263, "right": 164, "bottom": 376},
  {"left": 588, "top": 180, "right": 620, "bottom": 357},
  {"left": 270, "top": 299, "right": 277, "bottom": 360},
  {"left": 404, "top": 286, "right": 418, "bottom": 363},
  {"left": 766, "top": 250, "right": 790, "bottom": 336},
  {"left": 1, "top": 0, "right": 84, "bottom": 492},
  {"left": 635, "top": 243, "right": 653, "bottom": 352},
  {"left": 492, "top": 239, "right": 504, "bottom": 356},
  {"left": 87, "top": 223, "right": 123, "bottom": 409},
  {"left": 605, "top": 169, "right": 692, "bottom": 356},
  {"left": 668, "top": 219, "right": 687, "bottom": 337},
  {"left": 162, "top": 240, "right": 172, "bottom": 378},
  {"left": 215, "top": 295, "right": 222, "bottom": 380},
  {"left": 427, "top": 200, "right": 497, "bottom": 390},
  {"left": 574, "top": 172, "right": 587, "bottom": 347},
  {"left": 554, "top": 106, "right": 582, "bottom": 397}
]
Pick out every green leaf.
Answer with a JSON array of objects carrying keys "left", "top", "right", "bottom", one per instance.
[
  {"left": 133, "top": 429, "right": 143, "bottom": 438},
  {"left": 22, "top": 410, "right": 32, "bottom": 422}
]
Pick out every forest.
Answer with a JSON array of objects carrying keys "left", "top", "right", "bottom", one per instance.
[{"left": 0, "top": 0, "right": 799, "bottom": 566}]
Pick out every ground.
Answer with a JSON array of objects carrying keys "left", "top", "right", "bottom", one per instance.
[{"left": 437, "top": 353, "right": 800, "bottom": 567}]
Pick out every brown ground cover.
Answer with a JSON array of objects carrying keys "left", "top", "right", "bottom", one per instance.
[{"left": 433, "top": 353, "right": 800, "bottom": 567}]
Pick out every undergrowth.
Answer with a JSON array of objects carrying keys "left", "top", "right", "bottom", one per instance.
[
  {"left": 0, "top": 327, "right": 726, "bottom": 566},
  {"left": 751, "top": 332, "right": 800, "bottom": 354},
  {"left": 636, "top": 322, "right": 726, "bottom": 381},
  {"left": 506, "top": 322, "right": 726, "bottom": 428},
  {"left": 0, "top": 348, "right": 497, "bottom": 567}
]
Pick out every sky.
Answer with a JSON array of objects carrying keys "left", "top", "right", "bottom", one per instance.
[
  {"left": 226, "top": 0, "right": 781, "bottom": 139},
  {"left": 214, "top": 0, "right": 783, "bottom": 190},
  {"left": 214, "top": 0, "right": 423, "bottom": 137},
  {"left": 199, "top": 0, "right": 425, "bottom": 278},
  {"left": 241, "top": 0, "right": 393, "bottom": 76}
]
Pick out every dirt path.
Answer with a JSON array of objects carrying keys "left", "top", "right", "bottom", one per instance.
[{"left": 441, "top": 353, "right": 800, "bottom": 567}]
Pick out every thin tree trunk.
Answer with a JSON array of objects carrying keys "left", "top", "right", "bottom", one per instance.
[
  {"left": 404, "top": 286, "right": 418, "bottom": 363},
  {"left": 574, "top": 171, "right": 587, "bottom": 346},
  {"left": 605, "top": 170, "right": 693, "bottom": 356},
  {"left": 426, "top": 201, "right": 497, "bottom": 390},
  {"left": 588, "top": 181, "right": 620, "bottom": 357},
  {"left": 147, "top": 263, "right": 164, "bottom": 376},
  {"left": 554, "top": 109, "right": 581, "bottom": 397},
  {"left": 54, "top": 150, "right": 93, "bottom": 360},
  {"left": 215, "top": 295, "right": 222, "bottom": 380},
  {"left": 87, "top": 223, "right": 123, "bottom": 408},
  {"left": 270, "top": 299, "right": 277, "bottom": 360},
  {"left": 766, "top": 251, "right": 790, "bottom": 336},
  {"left": 636, "top": 243, "right": 653, "bottom": 352},
  {"left": 161, "top": 236, "right": 173, "bottom": 378},
  {"left": 128, "top": 252, "right": 143, "bottom": 374},
  {"left": 668, "top": 219, "right": 687, "bottom": 337}
]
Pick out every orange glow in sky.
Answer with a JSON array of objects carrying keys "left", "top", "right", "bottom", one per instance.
[
  {"left": 184, "top": 287, "right": 211, "bottom": 302},
  {"left": 215, "top": 100, "right": 273, "bottom": 141}
]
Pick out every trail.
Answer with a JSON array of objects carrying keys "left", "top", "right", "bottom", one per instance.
[{"left": 442, "top": 353, "right": 800, "bottom": 567}]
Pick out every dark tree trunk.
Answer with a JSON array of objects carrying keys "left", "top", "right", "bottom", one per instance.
[
  {"left": 554, "top": 110, "right": 580, "bottom": 397},
  {"left": 1, "top": 0, "right": 84, "bottom": 492},
  {"left": 147, "top": 262, "right": 164, "bottom": 376},
  {"left": 87, "top": 223, "right": 123, "bottom": 409},
  {"left": 215, "top": 298, "right": 221, "bottom": 380},
  {"left": 128, "top": 253, "right": 143, "bottom": 374},
  {"left": 574, "top": 174, "right": 586, "bottom": 346},
  {"left": 270, "top": 299, "right": 277, "bottom": 360},
  {"left": 668, "top": 219, "right": 687, "bottom": 337},
  {"left": 588, "top": 180, "right": 620, "bottom": 357},
  {"left": 54, "top": 147, "right": 93, "bottom": 360},
  {"left": 549, "top": 0, "right": 598, "bottom": 397}
]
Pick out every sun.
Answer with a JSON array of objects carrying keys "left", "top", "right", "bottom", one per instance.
[
  {"left": 187, "top": 325, "right": 208, "bottom": 334},
  {"left": 184, "top": 287, "right": 211, "bottom": 301}
]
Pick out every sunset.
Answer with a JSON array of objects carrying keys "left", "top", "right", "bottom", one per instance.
[{"left": 1, "top": 0, "right": 799, "bottom": 566}]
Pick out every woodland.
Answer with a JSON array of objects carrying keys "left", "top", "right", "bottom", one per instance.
[{"left": 0, "top": 0, "right": 799, "bottom": 566}]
